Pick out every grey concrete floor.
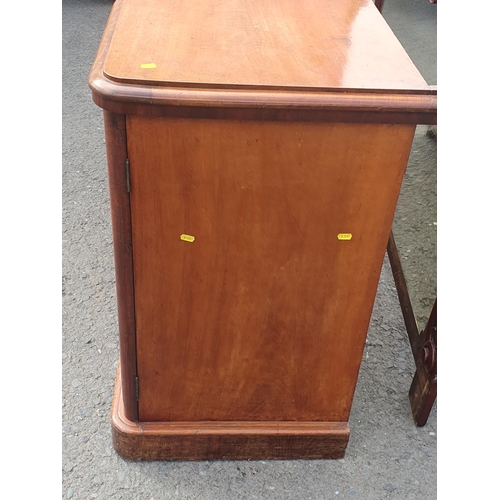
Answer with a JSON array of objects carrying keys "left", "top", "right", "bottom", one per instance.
[{"left": 62, "top": 1, "right": 437, "bottom": 498}]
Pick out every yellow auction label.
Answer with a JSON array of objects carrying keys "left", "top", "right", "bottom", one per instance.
[
  {"left": 337, "top": 233, "right": 353, "bottom": 241},
  {"left": 180, "top": 234, "right": 195, "bottom": 242},
  {"left": 140, "top": 63, "right": 157, "bottom": 69}
]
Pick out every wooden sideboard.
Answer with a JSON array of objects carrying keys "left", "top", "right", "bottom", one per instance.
[{"left": 89, "top": 0, "right": 436, "bottom": 460}]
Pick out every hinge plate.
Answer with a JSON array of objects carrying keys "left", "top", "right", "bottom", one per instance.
[
  {"left": 135, "top": 376, "right": 139, "bottom": 401},
  {"left": 125, "top": 159, "right": 131, "bottom": 193}
]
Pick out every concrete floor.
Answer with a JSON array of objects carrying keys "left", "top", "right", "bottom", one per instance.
[{"left": 62, "top": 0, "right": 437, "bottom": 498}]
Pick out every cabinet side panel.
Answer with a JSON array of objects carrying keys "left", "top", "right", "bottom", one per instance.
[
  {"left": 103, "top": 111, "right": 138, "bottom": 422},
  {"left": 127, "top": 117, "right": 415, "bottom": 422}
]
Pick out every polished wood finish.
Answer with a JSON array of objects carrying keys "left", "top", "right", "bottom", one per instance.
[
  {"left": 90, "top": 0, "right": 437, "bottom": 459},
  {"left": 127, "top": 117, "right": 415, "bottom": 423},
  {"left": 112, "top": 366, "right": 350, "bottom": 460},
  {"left": 89, "top": 0, "right": 437, "bottom": 125},
  {"left": 104, "top": 0, "right": 427, "bottom": 93},
  {"left": 103, "top": 111, "right": 138, "bottom": 422}
]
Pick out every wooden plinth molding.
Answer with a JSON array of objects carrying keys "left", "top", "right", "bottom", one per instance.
[{"left": 111, "top": 365, "right": 350, "bottom": 460}]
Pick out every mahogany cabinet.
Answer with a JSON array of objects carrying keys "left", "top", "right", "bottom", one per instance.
[{"left": 89, "top": 0, "right": 436, "bottom": 460}]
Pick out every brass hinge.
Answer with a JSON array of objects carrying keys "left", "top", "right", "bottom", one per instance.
[
  {"left": 135, "top": 376, "right": 139, "bottom": 401},
  {"left": 125, "top": 159, "right": 131, "bottom": 193}
]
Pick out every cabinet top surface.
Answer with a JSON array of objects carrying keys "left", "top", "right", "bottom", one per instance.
[{"left": 102, "top": 0, "right": 430, "bottom": 94}]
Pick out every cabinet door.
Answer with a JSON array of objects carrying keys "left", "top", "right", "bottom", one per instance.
[{"left": 126, "top": 116, "right": 415, "bottom": 422}]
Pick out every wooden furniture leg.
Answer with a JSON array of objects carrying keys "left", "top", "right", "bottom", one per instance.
[
  {"left": 409, "top": 300, "right": 437, "bottom": 426},
  {"left": 376, "top": 0, "right": 437, "bottom": 426},
  {"left": 387, "top": 231, "right": 437, "bottom": 426}
]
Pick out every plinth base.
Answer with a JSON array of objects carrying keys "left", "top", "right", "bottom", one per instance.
[{"left": 111, "top": 367, "right": 350, "bottom": 460}]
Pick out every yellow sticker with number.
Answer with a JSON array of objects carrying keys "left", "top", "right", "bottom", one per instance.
[
  {"left": 140, "top": 63, "right": 157, "bottom": 69},
  {"left": 180, "top": 234, "right": 195, "bottom": 243},
  {"left": 337, "top": 233, "right": 352, "bottom": 241}
]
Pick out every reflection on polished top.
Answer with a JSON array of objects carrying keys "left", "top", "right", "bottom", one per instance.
[{"left": 103, "top": 0, "right": 430, "bottom": 93}]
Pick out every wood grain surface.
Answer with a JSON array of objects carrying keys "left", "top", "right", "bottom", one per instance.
[
  {"left": 104, "top": 0, "right": 428, "bottom": 93},
  {"left": 125, "top": 116, "right": 416, "bottom": 422},
  {"left": 111, "top": 365, "right": 350, "bottom": 460},
  {"left": 89, "top": 0, "right": 437, "bottom": 123},
  {"left": 103, "top": 111, "right": 139, "bottom": 422}
]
